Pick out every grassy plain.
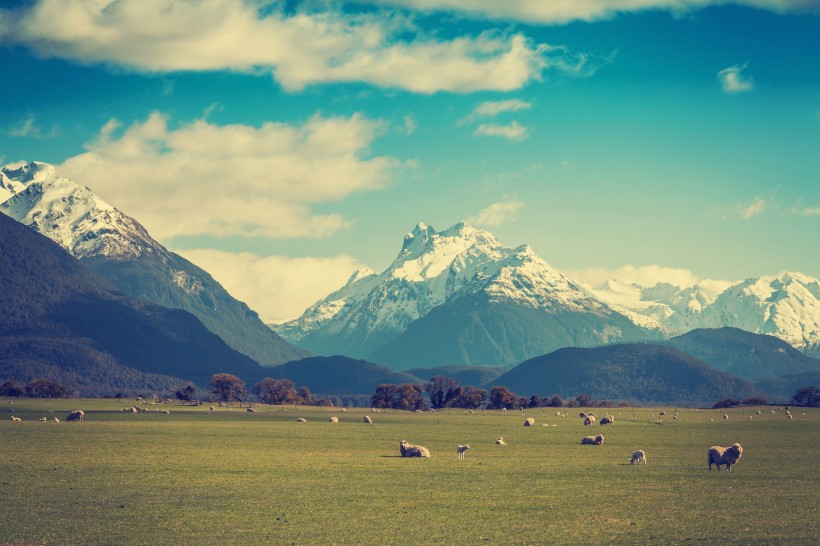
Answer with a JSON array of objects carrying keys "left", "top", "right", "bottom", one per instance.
[{"left": 0, "top": 398, "right": 817, "bottom": 545}]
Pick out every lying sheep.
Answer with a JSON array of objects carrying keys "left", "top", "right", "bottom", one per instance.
[
  {"left": 399, "top": 440, "right": 431, "bottom": 458},
  {"left": 630, "top": 450, "right": 647, "bottom": 465},
  {"left": 329, "top": 416, "right": 339, "bottom": 423},
  {"left": 246, "top": 407, "right": 256, "bottom": 413},
  {"left": 161, "top": 409, "right": 170, "bottom": 414},
  {"left": 39, "top": 417, "right": 48, "bottom": 422},
  {"left": 581, "top": 435, "right": 605, "bottom": 445},
  {"left": 495, "top": 437, "right": 506, "bottom": 445},
  {"left": 584, "top": 415, "right": 596, "bottom": 425},
  {"left": 363, "top": 415, "right": 373, "bottom": 424},
  {"left": 708, "top": 443, "right": 743, "bottom": 471},
  {"left": 66, "top": 410, "right": 84, "bottom": 422},
  {"left": 599, "top": 416, "right": 614, "bottom": 425},
  {"left": 209, "top": 406, "right": 215, "bottom": 412},
  {"left": 456, "top": 445, "right": 471, "bottom": 459},
  {"left": 523, "top": 417, "right": 535, "bottom": 426},
  {"left": 10, "top": 416, "right": 21, "bottom": 422},
  {"left": 723, "top": 414, "right": 729, "bottom": 420},
  {"left": 53, "top": 417, "right": 59, "bottom": 423},
  {"left": 296, "top": 417, "right": 307, "bottom": 423}
]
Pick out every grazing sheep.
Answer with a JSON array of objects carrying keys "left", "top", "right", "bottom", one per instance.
[
  {"left": 363, "top": 415, "right": 373, "bottom": 424},
  {"left": 399, "top": 440, "right": 431, "bottom": 458},
  {"left": 209, "top": 406, "right": 215, "bottom": 412},
  {"left": 581, "top": 435, "right": 605, "bottom": 445},
  {"left": 495, "top": 437, "right": 506, "bottom": 445},
  {"left": 630, "top": 450, "right": 647, "bottom": 465},
  {"left": 329, "top": 416, "right": 338, "bottom": 423},
  {"left": 755, "top": 410, "right": 761, "bottom": 415},
  {"left": 246, "top": 407, "right": 256, "bottom": 413},
  {"left": 53, "top": 417, "right": 59, "bottom": 423},
  {"left": 523, "top": 417, "right": 535, "bottom": 426},
  {"left": 723, "top": 414, "right": 729, "bottom": 420},
  {"left": 340, "top": 408, "right": 347, "bottom": 412},
  {"left": 708, "top": 443, "right": 744, "bottom": 471},
  {"left": 659, "top": 411, "right": 666, "bottom": 416},
  {"left": 788, "top": 414, "right": 793, "bottom": 420},
  {"left": 579, "top": 412, "right": 587, "bottom": 418},
  {"left": 66, "top": 410, "right": 84, "bottom": 422},
  {"left": 599, "top": 416, "right": 614, "bottom": 425},
  {"left": 587, "top": 412, "right": 597, "bottom": 418},
  {"left": 296, "top": 417, "right": 307, "bottom": 422},
  {"left": 556, "top": 411, "right": 562, "bottom": 417},
  {"left": 672, "top": 415, "right": 678, "bottom": 420},
  {"left": 10, "top": 416, "right": 21, "bottom": 422},
  {"left": 39, "top": 417, "right": 47, "bottom": 422},
  {"left": 456, "top": 445, "right": 471, "bottom": 459},
  {"left": 584, "top": 415, "right": 596, "bottom": 426}
]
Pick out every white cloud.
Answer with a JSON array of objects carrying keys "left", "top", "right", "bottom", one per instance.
[
  {"left": 718, "top": 63, "right": 755, "bottom": 93},
  {"left": 177, "top": 249, "right": 367, "bottom": 324},
  {"left": 791, "top": 202, "right": 820, "bottom": 216},
  {"left": 402, "top": 115, "right": 418, "bottom": 135},
  {"left": 367, "top": 1, "right": 820, "bottom": 23},
  {"left": 474, "top": 99, "right": 532, "bottom": 118},
  {"left": 473, "top": 121, "right": 528, "bottom": 140},
  {"left": 737, "top": 196, "right": 767, "bottom": 219},
  {"left": 467, "top": 198, "right": 524, "bottom": 226},
  {"left": 7, "top": 116, "right": 60, "bottom": 139},
  {"left": 0, "top": 0, "right": 595, "bottom": 93},
  {"left": 59, "top": 112, "right": 397, "bottom": 240},
  {"left": 566, "top": 264, "right": 704, "bottom": 290}
]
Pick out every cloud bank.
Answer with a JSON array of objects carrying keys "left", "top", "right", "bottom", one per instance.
[
  {"left": 59, "top": 112, "right": 397, "bottom": 240},
  {"left": 0, "top": 0, "right": 599, "bottom": 93}
]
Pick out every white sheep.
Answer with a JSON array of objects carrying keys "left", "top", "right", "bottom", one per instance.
[
  {"left": 66, "top": 410, "right": 84, "bottom": 422},
  {"left": 723, "top": 414, "right": 729, "bottom": 420},
  {"left": 456, "top": 445, "right": 471, "bottom": 459},
  {"left": 495, "top": 437, "right": 506, "bottom": 445},
  {"left": 209, "top": 406, "right": 215, "bottom": 412},
  {"left": 399, "top": 440, "right": 431, "bottom": 458},
  {"left": 363, "top": 415, "right": 373, "bottom": 423},
  {"left": 599, "top": 415, "right": 614, "bottom": 425},
  {"left": 581, "top": 435, "right": 605, "bottom": 445},
  {"left": 296, "top": 417, "right": 307, "bottom": 422},
  {"left": 10, "top": 416, "right": 21, "bottom": 422},
  {"left": 523, "top": 417, "right": 535, "bottom": 426},
  {"left": 329, "top": 416, "right": 339, "bottom": 423},
  {"left": 39, "top": 417, "right": 47, "bottom": 422},
  {"left": 584, "top": 415, "right": 596, "bottom": 426},
  {"left": 630, "top": 450, "right": 647, "bottom": 465},
  {"left": 53, "top": 417, "right": 59, "bottom": 423},
  {"left": 708, "top": 443, "right": 743, "bottom": 471},
  {"left": 161, "top": 409, "right": 170, "bottom": 414}
]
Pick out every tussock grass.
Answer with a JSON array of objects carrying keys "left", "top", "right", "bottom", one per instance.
[{"left": 0, "top": 399, "right": 817, "bottom": 544}]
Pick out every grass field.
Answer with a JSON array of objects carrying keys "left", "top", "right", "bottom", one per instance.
[{"left": 1, "top": 398, "right": 817, "bottom": 545}]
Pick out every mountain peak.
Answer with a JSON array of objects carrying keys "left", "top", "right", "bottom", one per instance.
[{"left": 1, "top": 161, "right": 57, "bottom": 184}]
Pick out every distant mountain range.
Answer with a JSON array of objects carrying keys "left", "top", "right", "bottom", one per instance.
[
  {"left": 0, "top": 162, "right": 308, "bottom": 366},
  {"left": 0, "top": 210, "right": 269, "bottom": 393},
  {"left": 279, "top": 221, "right": 820, "bottom": 368}
]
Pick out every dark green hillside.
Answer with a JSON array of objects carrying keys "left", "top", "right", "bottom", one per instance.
[
  {"left": 406, "top": 365, "right": 506, "bottom": 387},
  {"left": 370, "top": 294, "right": 658, "bottom": 370},
  {"left": 264, "top": 356, "right": 422, "bottom": 395},
  {"left": 0, "top": 212, "right": 267, "bottom": 393},
  {"left": 755, "top": 371, "right": 820, "bottom": 402},
  {"left": 666, "top": 327, "right": 820, "bottom": 380},
  {"left": 490, "top": 344, "right": 764, "bottom": 407},
  {"left": 83, "top": 252, "right": 309, "bottom": 366}
]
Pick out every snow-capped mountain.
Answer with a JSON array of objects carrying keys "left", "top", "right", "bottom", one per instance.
[
  {"left": 0, "top": 161, "right": 308, "bottom": 366},
  {"left": 592, "top": 273, "right": 820, "bottom": 357},
  {"left": 278, "top": 222, "right": 659, "bottom": 367}
]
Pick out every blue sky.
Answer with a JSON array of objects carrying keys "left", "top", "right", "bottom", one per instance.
[{"left": 1, "top": 0, "right": 818, "bottom": 322}]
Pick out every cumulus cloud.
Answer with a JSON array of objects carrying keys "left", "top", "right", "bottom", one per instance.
[
  {"left": 718, "top": 63, "right": 755, "bottom": 93},
  {"left": 737, "top": 196, "right": 767, "bottom": 219},
  {"left": 177, "top": 249, "right": 367, "bottom": 323},
  {"left": 7, "top": 116, "right": 60, "bottom": 139},
  {"left": 367, "top": 0, "right": 820, "bottom": 23},
  {"left": 473, "top": 121, "right": 528, "bottom": 140},
  {"left": 566, "top": 264, "right": 704, "bottom": 290},
  {"left": 467, "top": 198, "right": 524, "bottom": 226},
  {"left": 0, "top": 0, "right": 597, "bottom": 93},
  {"left": 59, "top": 112, "right": 397, "bottom": 240}
]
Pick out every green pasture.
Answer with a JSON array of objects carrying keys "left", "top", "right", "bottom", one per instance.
[{"left": 1, "top": 399, "right": 817, "bottom": 545}]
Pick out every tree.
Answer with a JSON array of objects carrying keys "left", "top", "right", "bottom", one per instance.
[
  {"left": 790, "top": 386, "right": 820, "bottom": 407},
  {"left": 210, "top": 373, "right": 245, "bottom": 403},
  {"left": 424, "top": 376, "right": 460, "bottom": 409},
  {"left": 0, "top": 381, "right": 25, "bottom": 397},
  {"left": 372, "top": 384, "right": 398, "bottom": 409},
  {"left": 741, "top": 396, "right": 768, "bottom": 406},
  {"left": 453, "top": 386, "right": 487, "bottom": 409},
  {"left": 574, "top": 393, "right": 595, "bottom": 408},
  {"left": 488, "top": 386, "right": 519, "bottom": 410},
  {"left": 299, "top": 386, "right": 312, "bottom": 405},
  {"left": 371, "top": 383, "right": 425, "bottom": 410},
  {"left": 26, "top": 378, "right": 68, "bottom": 398},
  {"left": 546, "top": 395, "right": 564, "bottom": 407},
  {"left": 174, "top": 383, "right": 198, "bottom": 402},
  {"left": 252, "top": 378, "right": 299, "bottom": 405},
  {"left": 713, "top": 398, "right": 740, "bottom": 409}
]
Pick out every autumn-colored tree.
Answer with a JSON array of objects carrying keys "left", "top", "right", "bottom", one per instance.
[
  {"left": 210, "top": 373, "right": 245, "bottom": 403},
  {"left": 371, "top": 383, "right": 425, "bottom": 410},
  {"left": 372, "top": 384, "right": 398, "bottom": 409},
  {"left": 546, "top": 395, "right": 564, "bottom": 407},
  {"left": 452, "top": 386, "right": 487, "bottom": 409},
  {"left": 0, "top": 381, "right": 25, "bottom": 397},
  {"left": 790, "top": 386, "right": 820, "bottom": 407},
  {"left": 488, "top": 386, "right": 519, "bottom": 410},
  {"left": 174, "top": 383, "right": 198, "bottom": 402},
  {"left": 26, "top": 378, "right": 68, "bottom": 398},
  {"left": 424, "top": 376, "right": 460, "bottom": 409},
  {"left": 252, "top": 378, "right": 299, "bottom": 405},
  {"left": 298, "top": 386, "right": 313, "bottom": 405},
  {"left": 574, "top": 393, "right": 596, "bottom": 408}
]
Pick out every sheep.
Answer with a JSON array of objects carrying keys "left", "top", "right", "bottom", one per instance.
[
  {"left": 329, "top": 416, "right": 338, "bottom": 423},
  {"left": 584, "top": 415, "right": 596, "bottom": 426},
  {"left": 456, "top": 445, "right": 471, "bottom": 459},
  {"left": 363, "top": 416, "right": 373, "bottom": 424},
  {"left": 630, "top": 450, "right": 647, "bottom": 465},
  {"left": 130, "top": 406, "right": 138, "bottom": 413},
  {"left": 66, "top": 410, "right": 84, "bottom": 422},
  {"left": 788, "top": 414, "right": 793, "bottom": 420},
  {"left": 708, "top": 443, "right": 743, "bottom": 471},
  {"left": 246, "top": 407, "right": 256, "bottom": 413},
  {"left": 581, "top": 435, "right": 605, "bottom": 445},
  {"left": 296, "top": 417, "right": 307, "bottom": 422},
  {"left": 579, "top": 412, "right": 587, "bottom": 418},
  {"left": 39, "top": 417, "right": 47, "bottom": 422},
  {"left": 495, "top": 437, "right": 506, "bottom": 445},
  {"left": 523, "top": 417, "right": 535, "bottom": 426},
  {"left": 399, "top": 440, "right": 431, "bottom": 458},
  {"left": 556, "top": 411, "right": 562, "bottom": 417},
  {"left": 587, "top": 412, "right": 597, "bottom": 418},
  {"left": 10, "top": 416, "right": 21, "bottom": 422},
  {"left": 723, "top": 414, "right": 729, "bottom": 420},
  {"left": 755, "top": 410, "right": 762, "bottom": 415},
  {"left": 599, "top": 415, "right": 614, "bottom": 425},
  {"left": 53, "top": 417, "right": 59, "bottom": 423},
  {"left": 161, "top": 410, "right": 170, "bottom": 414},
  {"left": 659, "top": 411, "right": 666, "bottom": 416},
  {"left": 672, "top": 415, "right": 678, "bottom": 420}
]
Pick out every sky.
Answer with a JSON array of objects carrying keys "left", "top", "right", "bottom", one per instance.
[{"left": 1, "top": 0, "right": 819, "bottom": 324}]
